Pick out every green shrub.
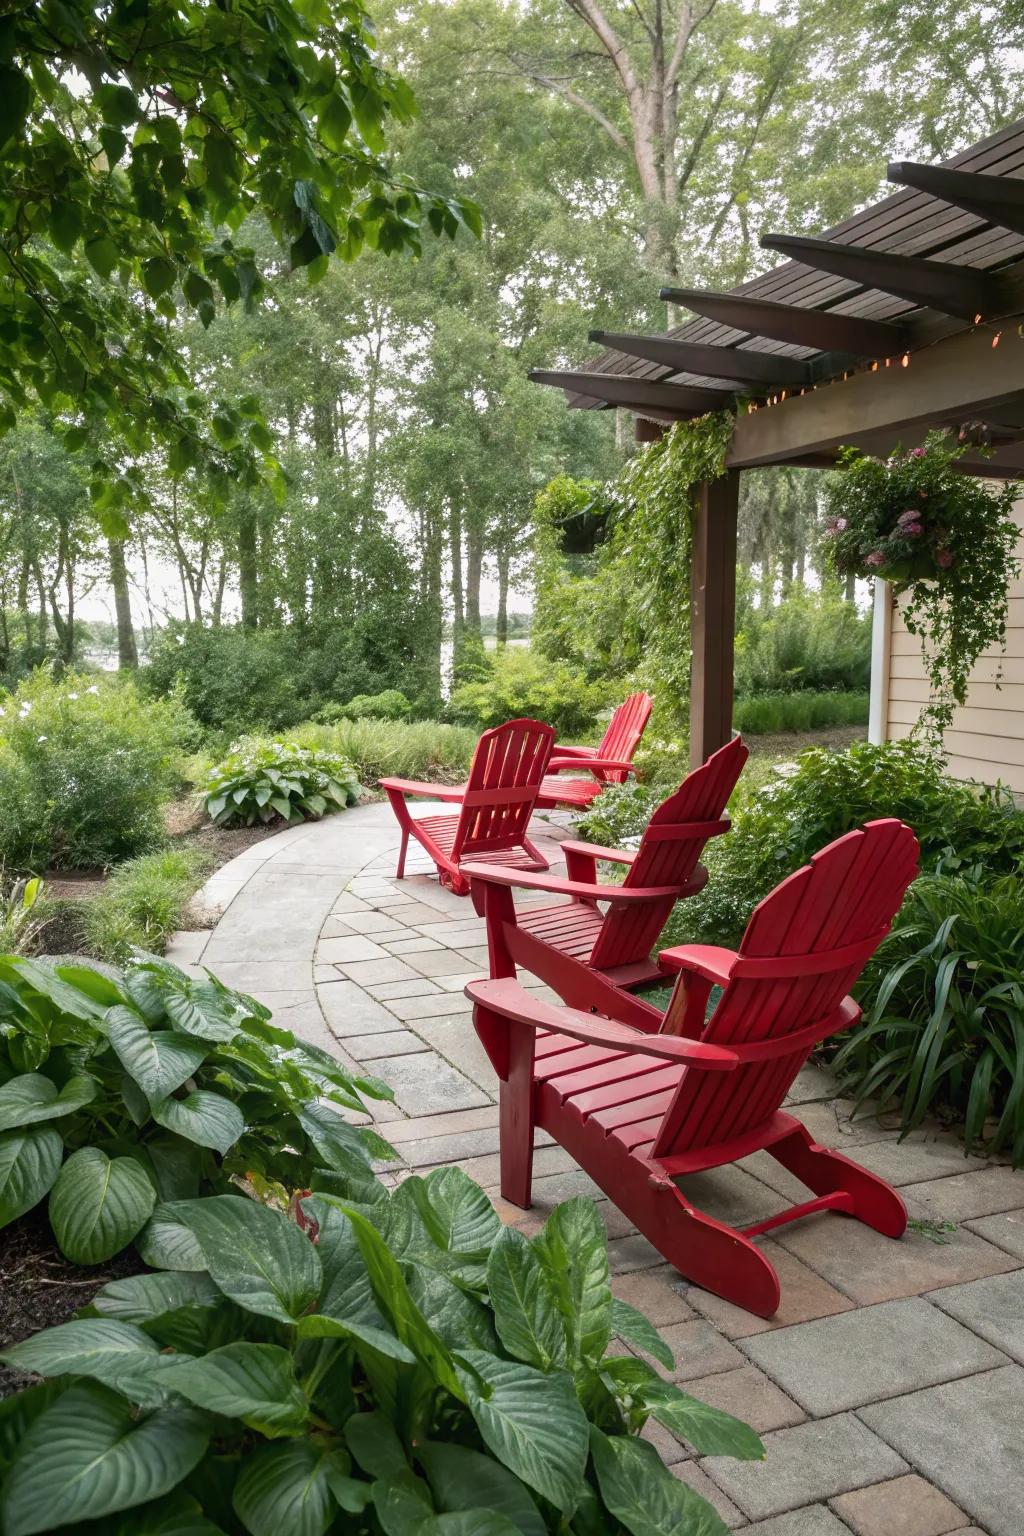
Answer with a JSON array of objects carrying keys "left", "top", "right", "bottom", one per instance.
[
  {"left": 668, "top": 739, "right": 1024, "bottom": 951},
  {"left": 295, "top": 716, "right": 478, "bottom": 787},
  {"left": 317, "top": 688, "right": 411, "bottom": 722},
  {"left": 0, "top": 953, "right": 392, "bottom": 1264},
  {"left": 0, "top": 671, "right": 191, "bottom": 871},
  {"left": 0, "top": 873, "right": 45, "bottom": 954},
  {"left": 202, "top": 739, "right": 361, "bottom": 826},
  {"left": 79, "top": 848, "right": 213, "bottom": 963},
  {"left": 447, "top": 648, "right": 605, "bottom": 736},
  {"left": 734, "top": 588, "right": 871, "bottom": 694},
  {"left": 732, "top": 691, "right": 869, "bottom": 735},
  {"left": 572, "top": 780, "right": 664, "bottom": 846},
  {"left": 144, "top": 624, "right": 305, "bottom": 736},
  {"left": 0, "top": 1180, "right": 762, "bottom": 1536},
  {"left": 833, "top": 869, "right": 1024, "bottom": 1163}
]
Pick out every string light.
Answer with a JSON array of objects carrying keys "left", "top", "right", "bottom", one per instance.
[
  {"left": 901, "top": 352, "right": 910, "bottom": 367},
  {"left": 871, "top": 360, "right": 879, "bottom": 372},
  {"left": 992, "top": 331, "right": 1002, "bottom": 348},
  {"left": 974, "top": 312, "right": 983, "bottom": 325}
]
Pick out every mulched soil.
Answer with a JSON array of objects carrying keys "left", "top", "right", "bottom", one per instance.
[
  {"left": 747, "top": 723, "right": 866, "bottom": 759},
  {"left": 0, "top": 1211, "right": 143, "bottom": 1398}
]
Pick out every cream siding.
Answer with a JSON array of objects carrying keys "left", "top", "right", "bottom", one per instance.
[{"left": 878, "top": 504, "right": 1024, "bottom": 794}]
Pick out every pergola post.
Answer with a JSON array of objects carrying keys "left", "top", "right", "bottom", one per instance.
[{"left": 690, "top": 471, "right": 739, "bottom": 767}]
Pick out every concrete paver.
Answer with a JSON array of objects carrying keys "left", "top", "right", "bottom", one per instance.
[{"left": 195, "top": 799, "right": 1024, "bottom": 1535}]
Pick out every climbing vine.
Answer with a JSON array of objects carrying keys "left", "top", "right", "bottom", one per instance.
[{"left": 822, "top": 432, "right": 1021, "bottom": 739}]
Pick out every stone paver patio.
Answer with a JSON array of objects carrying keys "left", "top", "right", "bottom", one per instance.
[{"left": 169, "top": 799, "right": 1024, "bottom": 1536}]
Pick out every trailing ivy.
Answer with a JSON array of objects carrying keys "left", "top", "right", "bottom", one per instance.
[{"left": 822, "top": 432, "right": 1021, "bottom": 738}]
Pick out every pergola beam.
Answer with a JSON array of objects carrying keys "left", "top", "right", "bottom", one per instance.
[
  {"left": 728, "top": 319, "right": 1024, "bottom": 467},
  {"left": 888, "top": 160, "right": 1024, "bottom": 235},
  {"left": 529, "top": 370, "right": 731, "bottom": 413},
  {"left": 588, "top": 330, "right": 811, "bottom": 387},
  {"left": 760, "top": 232, "right": 1005, "bottom": 321},
  {"left": 659, "top": 286, "right": 907, "bottom": 358}
]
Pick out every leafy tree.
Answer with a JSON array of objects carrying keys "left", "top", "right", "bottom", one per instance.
[{"left": 0, "top": 0, "right": 479, "bottom": 515}]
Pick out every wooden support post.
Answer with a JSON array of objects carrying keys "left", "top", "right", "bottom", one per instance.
[{"left": 690, "top": 472, "right": 739, "bottom": 768}]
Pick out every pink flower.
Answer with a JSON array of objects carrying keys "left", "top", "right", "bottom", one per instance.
[
  {"left": 936, "top": 549, "right": 954, "bottom": 569},
  {"left": 835, "top": 517, "right": 848, "bottom": 531},
  {"left": 904, "top": 522, "right": 923, "bottom": 536},
  {"left": 865, "top": 551, "right": 886, "bottom": 568},
  {"left": 908, "top": 446, "right": 927, "bottom": 458},
  {"left": 897, "top": 508, "right": 919, "bottom": 525}
]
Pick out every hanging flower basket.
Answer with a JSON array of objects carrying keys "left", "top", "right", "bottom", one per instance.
[{"left": 822, "top": 431, "right": 1021, "bottom": 736}]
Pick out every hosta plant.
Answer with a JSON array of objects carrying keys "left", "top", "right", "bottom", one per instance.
[
  {"left": 202, "top": 739, "right": 361, "bottom": 827},
  {"left": 0, "top": 954, "right": 392, "bottom": 1264},
  {"left": 0, "top": 1176, "right": 763, "bottom": 1535}
]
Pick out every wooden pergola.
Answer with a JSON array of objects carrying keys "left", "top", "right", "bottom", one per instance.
[{"left": 531, "top": 119, "right": 1024, "bottom": 767}]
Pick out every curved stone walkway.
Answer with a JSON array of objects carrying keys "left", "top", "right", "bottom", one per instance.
[{"left": 169, "top": 800, "right": 1024, "bottom": 1536}]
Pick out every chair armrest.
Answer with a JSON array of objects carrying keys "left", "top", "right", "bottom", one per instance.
[
  {"left": 465, "top": 978, "right": 737, "bottom": 1070},
  {"left": 547, "top": 756, "right": 637, "bottom": 778},
  {"left": 560, "top": 839, "right": 637, "bottom": 867},
  {"left": 461, "top": 863, "right": 680, "bottom": 904},
  {"left": 658, "top": 944, "right": 739, "bottom": 986},
  {"left": 379, "top": 777, "right": 467, "bottom": 802},
  {"left": 548, "top": 744, "right": 596, "bottom": 759}
]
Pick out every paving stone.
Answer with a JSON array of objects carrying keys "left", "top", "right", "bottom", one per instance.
[
  {"left": 739, "top": 1298, "right": 1006, "bottom": 1415},
  {"left": 454, "top": 945, "right": 491, "bottom": 969},
  {"left": 382, "top": 902, "right": 452, "bottom": 925},
  {"left": 671, "top": 1462, "right": 746, "bottom": 1527},
  {"left": 317, "top": 979, "right": 400, "bottom": 1036},
  {"left": 316, "top": 935, "right": 389, "bottom": 964},
  {"left": 165, "top": 930, "right": 208, "bottom": 965},
  {"left": 340, "top": 908, "right": 415, "bottom": 934},
  {"left": 336, "top": 957, "right": 420, "bottom": 985},
  {"left": 345, "top": 1030, "right": 427, "bottom": 1061},
  {"left": 433, "top": 971, "right": 485, "bottom": 993},
  {"left": 395, "top": 1126, "right": 503, "bottom": 1167},
  {"left": 783, "top": 1064, "right": 838, "bottom": 1104},
  {"left": 829, "top": 1474, "right": 966, "bottom": 1536},
  {"left": 685, "top": 1365, "right": 804, "bottom": 1433},
  {"left": 319, "top": 916, "right": 356, "bottom": 938},
  {"left": 405, "top": 948, "right": 485, "bottom": 979},
  {"left": 773, "top": 1211, "right": 1016, "bottom": 1305},
  {"left": 858, "top": 1364, "right": 1024, "bottom": 1536},
  {"left": 612, "top": 1265, "right": 694, "bottom": 1325},
  {"left": 963, "top": 1207, "right": 1024, "bottom": 1259},
  {"left": 676, "top": 1165, "right": 784, "bottom": 1229},
  {"left": 641, "top": 1416, "right": 689, "bottom": 1465},
  {"left": 929, "top": 1269, "right": 1024, "bottom": 1363},
  {"left": 387, "top": 992, "right": 473, "bottom": 1021},
  {"left": 360, "top": 1051, "right": 489, "bottom": 1115},
  {"left": 794, "top": 1100, "right": 901, "bottom": 1148},
  {"left": 686, "top": 1239, "right": 855, "bottom": 1338},
  {"left": 906, "top": 1166, "right": 1024, "bottom": 1221},
  {"left": 744, "top": 1509, "right": 851, "bottom": 1536},
  {"left": 365, "top": 978, "right": 439, "bottom": 1000},
  {"left": 313, "top": 963, "right": 339, "bottom": 983},
  {"left": 703, "top": 1413, "right": 908, "bottom": 1522},
  {"left": 410, "top": 1016, "right": 496, "bottom": 1093},
  {"left": 205, "top": 961, "right": 314, "bottom": 993},
  {"left": 331, "top": 893, "right": 372, "bottom": 913},
  {"left": 414, "top": 921, "right": 486, "bottom": 947},
  {"left": 383, "top": 1105, "right": 499, "bottom": 1144},
  {"left": 384, "top": 936, "right": 443, "bottom": 955},
  {"left": 653, "top": 1319, "right": 747, "bottom": 1382},
  {"left": 851, "top": 1138, "right": 989, "bottom": 1187},
  {"left": 608, "top": 1231, "right": 665, "bottom": 1275}
]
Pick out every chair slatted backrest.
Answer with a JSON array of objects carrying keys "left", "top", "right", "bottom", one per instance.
[
  {"left": 594, "top": 692, "right": 654, "bottom": 783},
  {"left": 450, "top": 718, "right": 556, "bottom": 860},
  {"left": 651, "top": 819, "right": 919, "bottom": 1159},
  {"left": 588, "top": 735, "right": 749, "bottom": 971}
]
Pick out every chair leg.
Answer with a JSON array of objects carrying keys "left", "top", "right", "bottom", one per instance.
[
  {"left": 498, "top": 1024, "right": 537, "bottom": 1208},
  {"left": 645, "top": 1176, "right": 781, "bottom": 1317},
  {"left": 396, "top": 827, "right": 409, "bottom": 879},
  {"left": 769, "top": 1121, "right": 907, "bottom": 1239}
]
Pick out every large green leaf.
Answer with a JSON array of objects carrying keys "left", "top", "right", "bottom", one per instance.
[
  {"left": 106, "top": 1008, "right": 208, "bottom": 1100},
  {"left": 296, "top": 1313, "right": 417, "bottom": 1362},
  {"left": 94, "top": 1271, "right": 221, "bottom": 1324},
  {"left": 151, "top": 1090, "right": 245, "bottom": 1154},
  {"left": 8, "top": 958, "right": 106, "bottom": 1020},
  {"left": 344, "top": 1411, "right": 409, "bottom": 1478},
  {"left": 162, "top": 1343, "right": 308, "bottom": 1437},
  {"left": 175, "top": 1195, "right": 321, "bottom": 1323},
  {"left": 412, "top": 1166, "right": 501, "bottom": 1255},
  {"left": 486, "top": 1226, "right": 565, "bottom": 1369},
  {"left": 371, "top": 1469, "right": 433, "bottom": 1536},
  {"left": 1, "top": 1381, "right": 210, "bottom": 1536},
  {"left": 418, "top": 1442, "right": 546, "bottom": 1536},
  {"left": 298, "top": 1101, "right": 375, "bottom": 1169},
  {"left": 305, "top": 1197, "right": 387, "bottom": 1324},
  {"left": 0, "top": 1124, "right": 62, "bottom": 1226},
  {"left": 639, "top": 1379, "right": 765, "bottom": 1461},
  {"left": 0, "top": 1071, "right": 96, "bottom": 1131},
  {"left": 232, "top": 1440, "right": 342, "bottom": 1536},
  {"left": 164, "top": 982, "right": 240, "bottom": 1043},
  {"left": 420, "top": 1514, "right": 520, "bottom": 1536},
  {"left": 405, "top": 1264, "right": 500, "bottom": 1353},
  {"left": 106, "top": 1489, "right": 228, "bottom": 1535},
  {"left": 534, "top": 1198, "right": 612, "bottom": 1367},
  {"left": 0, "top": 1318, "right": 170, "bottom": 1406},
  {"left": 458, "top": 1350, "right": 588, "bottom": 1515},
  {"left": 136, "top": 1205, "right": 208, "bottom": 1271},
  {"left": 49, "top": 1146, "right": 157, "bottom": 1264},
  {"left": 610, "top": 1297, "right": 674, "bottom": 1371},
  {"left": 588, "top": 1426, "right": 728, "bottom": 1536}
]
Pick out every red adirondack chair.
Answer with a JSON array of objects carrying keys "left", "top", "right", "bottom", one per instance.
[
  {"left": 464, "top": 735, "right": 748, "bottom": 1024},
  {"left": 534, "top": 690, "right": 653, "bottom": 811},
  {"left": 380, "top": 718, "right": 556, "bottom": 896},
  {"left": 466, "top": 818, "right": 919, "bottom": 1317}
]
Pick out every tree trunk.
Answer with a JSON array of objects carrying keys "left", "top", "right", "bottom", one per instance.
[
  {"left": 496, "top": 548, "right": 509, "bottom": 647},
  {"left": 844, "top": 570, "right": 856, "bottom": 603},
  {"left": 108, "top": 536, "right": 138, "bottom": 668},
  {"left": 465, "top": 521, "right": 483, "bottom": 636},
  {"left": 212, "top": 555, "right": 228, "bottom": 628},
  {"left": 237, "top": 498, "right": 260, "bottom": 630},
  {"left": 449, "top": 504, "right": 464, "bottom": 639}
]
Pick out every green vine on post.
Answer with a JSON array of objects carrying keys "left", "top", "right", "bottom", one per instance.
[{"left": 822, "top": 431, "right": 1021, "bottom": 740}]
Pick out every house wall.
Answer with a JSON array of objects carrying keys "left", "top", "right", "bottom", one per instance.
[{"left": 869, "top": 503, "right": 1024, "bottom": 795}]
